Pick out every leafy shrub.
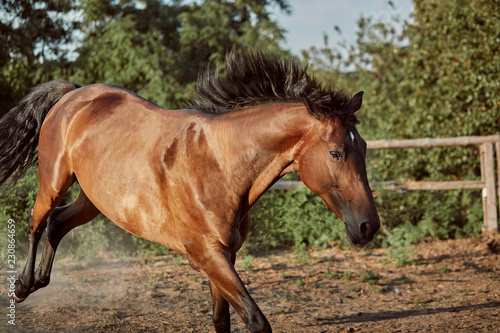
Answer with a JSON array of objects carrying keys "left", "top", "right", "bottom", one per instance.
[
  {"left": 250, "top": 184, "right": 347, "bottom": 251},
  {"left": 0, "top": 167, "right": 39, "bottom": 259}
]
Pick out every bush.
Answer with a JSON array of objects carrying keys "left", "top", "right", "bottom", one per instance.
[
  {"left": 0, "top": 167, "right": 39, "bottom": 259},
  {"left": 249, "top": 176, "right": 348, "bottom": 251}
]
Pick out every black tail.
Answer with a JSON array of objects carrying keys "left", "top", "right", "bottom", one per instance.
[{"left": 0, "top": 80, "right": 81, "bottom": 187}]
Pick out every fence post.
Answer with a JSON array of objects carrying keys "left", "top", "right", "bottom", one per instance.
[
  {"left": 496, "top": 142, "right": 500, "bottom": 221},
  {"left": 480, "top": 143, "right": 498, "bottom": 231}
]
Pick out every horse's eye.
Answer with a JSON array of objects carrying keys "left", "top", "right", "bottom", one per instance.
[{"left": 330, "top": 151, "right": 343, "bottom": 160}]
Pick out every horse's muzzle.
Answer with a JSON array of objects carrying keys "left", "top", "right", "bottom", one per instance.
[{"left": 345, "top": 218, "right": 380, "bottom": 245}]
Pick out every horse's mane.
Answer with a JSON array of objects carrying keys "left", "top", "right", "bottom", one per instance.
[{"left": 187, "top": 50, "right": 359, "bottom": 123}]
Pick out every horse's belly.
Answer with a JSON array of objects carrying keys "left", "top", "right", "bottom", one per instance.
[{"left": 80, "top": 175, "right": 188, "bottom": 253}]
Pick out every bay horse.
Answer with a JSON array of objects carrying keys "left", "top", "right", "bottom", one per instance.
[{"left": 0, "top": 50, "right": 379, "bottom": 332}]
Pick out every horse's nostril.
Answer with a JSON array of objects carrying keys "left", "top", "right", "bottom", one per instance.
[{"left": 360, "top": 222, "right": 371, "bottom": 239}]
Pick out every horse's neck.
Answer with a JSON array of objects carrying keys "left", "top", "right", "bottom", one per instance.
[{"left": 215, "top": 103, "right": 312, "bottom": 205}]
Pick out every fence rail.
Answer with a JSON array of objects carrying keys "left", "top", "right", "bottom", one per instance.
[
  {"left": 270, "top": 135, "right": 500, "bottom": 232},
  {"left": 367, "top": 135, "right": 500, "bottom": 149}
]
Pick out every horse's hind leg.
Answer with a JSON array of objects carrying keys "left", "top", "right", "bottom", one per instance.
[
  {"left": 13, "top": 171, "right": 75, "bottom": 302},
  {"left": 31, "top": 189, "right": 100, "bottom": 293}
]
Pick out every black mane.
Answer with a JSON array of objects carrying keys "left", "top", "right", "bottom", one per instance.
[{"left": 188, "top": 50, "right": 359, "bottom": 123}]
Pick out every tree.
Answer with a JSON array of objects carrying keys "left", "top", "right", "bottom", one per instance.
[
  {"left": 72, "top": 0, "right": 290, "bottom": 109},
  {"left": 0, "top": 0, "right": 79, "bottom": 115},
  {"left": 1, "top": 0, "right": 291, "bottom": 112}
]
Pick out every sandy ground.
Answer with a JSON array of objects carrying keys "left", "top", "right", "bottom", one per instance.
[{"left": 2, "top": 231, "right": 499, "bottom": 332}]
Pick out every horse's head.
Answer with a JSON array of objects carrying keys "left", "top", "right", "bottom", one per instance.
[{"left": 297, "top": 92, "right": 380, "bottom": 245}]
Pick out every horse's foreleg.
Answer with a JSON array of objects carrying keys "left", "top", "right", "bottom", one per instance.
[
  {"left": 189, "top": 248, "right": 271, "bottom": 333},
  {"left": 209, "top": 211, "right": 252, "bottom": 332},
  {"left": 32, "top": 190, "right": 100, "bottom": 292},
  {"left": 209, "top": 281, "right": 231, "bottom": 333}
]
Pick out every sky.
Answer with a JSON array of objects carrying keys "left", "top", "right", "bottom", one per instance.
[{"left": 270, "top": 0, "right": 414, "bottom": 54}]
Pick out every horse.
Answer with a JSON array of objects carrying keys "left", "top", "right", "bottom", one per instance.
[{"left": 0, "top": 50, "right": 380, "bottom": 332}]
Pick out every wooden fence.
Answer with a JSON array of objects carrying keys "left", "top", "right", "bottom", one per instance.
[{"left": 270, "top": 135, "right": 500, "bottom": 232}]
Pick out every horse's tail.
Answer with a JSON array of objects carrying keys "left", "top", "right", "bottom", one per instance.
[{"left": 0, "top": 80, "right": 81, "bottom": 188}]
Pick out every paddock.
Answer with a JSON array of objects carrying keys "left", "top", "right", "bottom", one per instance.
[{"left": 10, "top": 230, "right": 500, "bottom": 332}]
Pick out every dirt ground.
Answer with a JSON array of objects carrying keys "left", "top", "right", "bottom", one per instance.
[{"left": 3, "top": 231, "right": 499, "bottom": 333}]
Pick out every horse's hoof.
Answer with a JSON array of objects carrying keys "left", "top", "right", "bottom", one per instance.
[{"left": 10, "top": 293, "right": 26, "bottom": 303}]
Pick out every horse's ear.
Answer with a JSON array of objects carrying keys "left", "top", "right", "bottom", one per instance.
[
  {"left": 302, "top": 96, "right": 321, "bottom": 119},
  {"left": 347, "top": 91, "right": 364, "bottom": 113}
]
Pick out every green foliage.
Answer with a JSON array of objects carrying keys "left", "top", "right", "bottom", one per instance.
[
  {"left": 1, "top": 0, "right": 497, "bottom": 261},
  {"left": 0, "top": 168, "right": 39, "bottom": 258},
  {"left": 250, "top": 185, "right": 347, "bottom": 251},
  {"left": 2, "top": 0, "right": 291, "bottom": 113},
  {"left": 301, "top": 0, "right": 498, "bottom": 247},
  {"left": 387, "top": 246, "right": 418, "bottom": 268},
  {"left": 358, "top": 269, "right": 379, "bottom": 285},
  {"left": 347, "top": 286, "right": 360, "bottom": 293},
  {"left": 73, "top": 1, "right": 188, "bottom": 109},
  {"left": 439, "top": 267, "right": 452, "bottom": 274},
  {"left": 0, "top": 0, "right": 78, "bottom": 115},
  {"left": 342, "top": 270, "right": 353, "bottom": 281},
  {"left": 239, "top": 254, "right": 254, "bottom": 271},
  {"left": 56, "top": 214, "right": 137, "bottom": 263},
  {"left": 294, "top": 278, "right": 304, "bottom": 287},
  {"left": 178, "top": 0, "right": 288, "bottom": 55},
  {"left": 72, "top": 0, "right": 290, "bottom": 109},
  {"left": 132, "top": 234, "right": 171, "bottom": 256},
  {"left": 323, "top": 269, "right": 341, "bottom": 280}
]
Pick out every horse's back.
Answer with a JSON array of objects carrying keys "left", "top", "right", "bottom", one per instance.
[
  {"left": 45, "top": 83, "right": 178, "bottom": 127},
  {"left": 41, "top": 83, "right": 193, "bottom": 155}
]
